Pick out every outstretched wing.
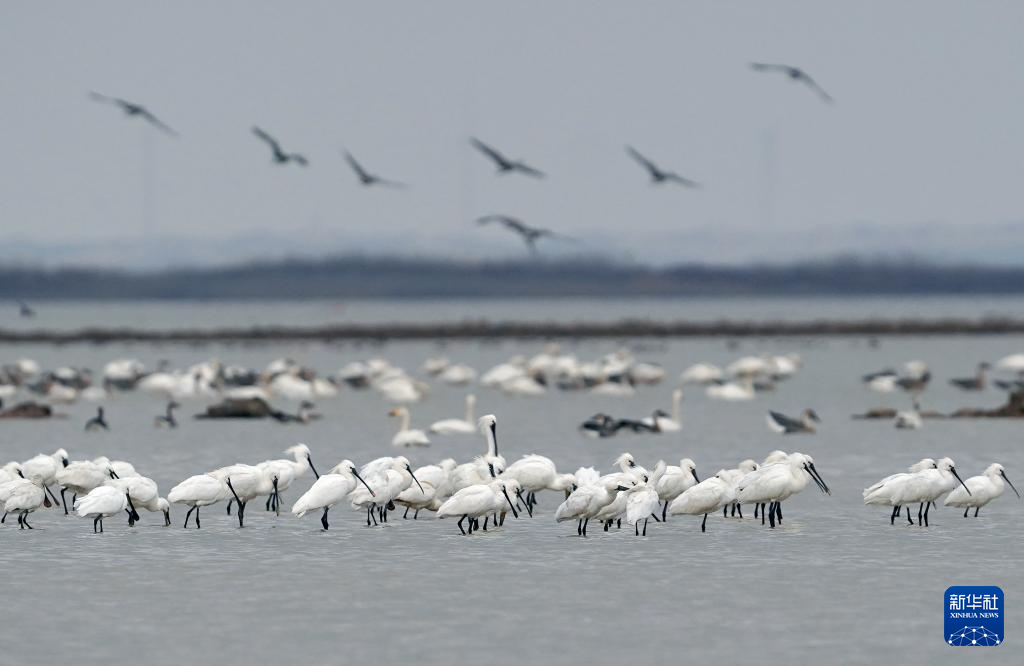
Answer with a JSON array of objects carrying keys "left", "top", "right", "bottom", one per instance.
[
  {"left": 626, "top": 145, "right": 660, "bottom": 176},
  {"left": 664, "top": 173, "right": 700, "bottom": 188},
  {"left": 512, "top": 161, "right": 545, "bottom": 178},
  {"left": 344, "top": 152, "right": 372, "bottom": 181},
  {"left": 750, "top": 62, "right": 792, "bottom": 74},
  {"left": 137, "top": 108, "right": 178, "bottom": 136},
  {"left": 797, "top": 73, "right": 834, "bottom": 103},
  {"left": 469, "top": 137, "right": 508, "bottom": 165},
  {"left": 476, "top": 214, "right": 519, "bottom": 228},
  {"left": 252, "top": 126, "right": 282, "bottom": 152}
]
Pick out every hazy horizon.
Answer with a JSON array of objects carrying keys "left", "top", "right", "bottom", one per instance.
[{"left": 4, "top": 2, "right": 1024, "bottom": 267}]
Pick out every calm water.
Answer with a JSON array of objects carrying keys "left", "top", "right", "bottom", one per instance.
[{"left": 2, "top": 301, "right": 1023, "bottom": 664}]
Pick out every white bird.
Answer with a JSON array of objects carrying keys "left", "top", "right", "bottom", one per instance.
[
  {"left": 349, "top": 456, "right": 423, "bottom": 526},
  {"left": 669, "top": 473, "right": 735, "bottom": 532},
  {"left": 501, "top": 455, "right": 574, "bottom": 516},
  {"left": 257, "top": 443, "right": 320, "bottom": 514},
  {"left": 894, "top": 401, "right": 923, "bottom": 430},
  {"left": 291, "top": 460, "right": 374, "bottom": 530},
  {"left": 717, "top": 459, "right": 759, "bottom": 518},
  {"left": 865, "top": 457, "right": 968, "bottom": 526},
  {"left": 429, "top": 394, "right": 477, "bottom": 435},
  {"left": 106, "top": 476, "right": 170, "bottom": 526},
  {"left": 626, "top": 461, "right": 666, "bottom": 536},
  {"left": 168, "top": 474, "right": 230, "bottom": 528},
  {"left": 705, "top": 378, "right": 755, "bottom": 401},
  {"left": 945, "top": 463, "right": 1020, "bottom": 517},
  {"left": 75, "top": 485, "right": 139, "bottom": 533},
  {"left": 439, "top": 363, "right": 476, "bottom": 386},
  {"left": 555, "top": 475, "right": 635, "bottom": 536},
  {"left": 20, "top": 448, "right": 68, "bottom": 508},
  {"left": 55, "top": 460, "right": 110, "bottom": 515},
  {"left": 735, "top": 452, "right": 830, "bottom": 528},
  {"left": 395, "top": 459, "right": 458, "bottom": 518},
  {"left": 2, "top": 476, "right": 50, "bottom": 528},
  {"left": 680, "top": 362, "right": 723, "bottom": 385},
  {"left": 213, "top": 464, "right": 277, "bottom": 528},
  {"left": 863, "top": 458, "right": 938, "bottom": 525},
  {"left": 436, "top": 478, "right": 521, "bottom": 534},
  {"left": 654, "top": 457, "right": 699, "bottom": 520},
  {"left": 388, "top": 407, "right": 431, "bottom": 447},
  {"left": 641, "top": 389, "right": 683, "bottom": 432},
  {"left": 449, "top": 415, "right": 507, "bottom": 492}
]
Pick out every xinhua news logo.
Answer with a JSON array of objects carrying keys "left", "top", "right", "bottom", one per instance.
[{"left": 945, "top": 586, "right": 1004, "bottom": 646}]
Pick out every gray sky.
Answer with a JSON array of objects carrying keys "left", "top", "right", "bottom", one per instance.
[{"left": 3, "top": 2, "right": 1024, "bottom": 267}]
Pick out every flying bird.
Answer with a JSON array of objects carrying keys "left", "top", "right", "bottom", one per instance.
[
  {"left": 476, "top": 215, "right": 572, "bottom": 254},
  {"left": 469, "top": 138, "right": 544, "bottom": 178},
  {"left": 750, "top": 63, "right": 834, "bottom": 104},
  {"left": 625, "top": 146, "right": 700, "bottom": 187},
  {"left": 343, "top": 151, "right": 407, "bottom": 188},
  {"left": 17, "top": 301, "right": 34, "bottom": 318},
  {"left": 252, "top": 127, "right": 308, "bottom": 166},
  {"left": 88, "top": 92, "right": 178, "bottom": 135}
]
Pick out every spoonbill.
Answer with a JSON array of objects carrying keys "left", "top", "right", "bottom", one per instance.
[
  {"left": 555, "top": 475, "right": 634, "bottom": 536},
  {"left": 257, "top": 443, "right": 320, "bottom": 514},
  {"left": 55, "top": 460, "right": 110, "bottom": 516},
  {"left": 349, "top": 456, "right": 423, "bottom": 526},
  {"left": 863, "top": 458, "right": 937, "bottom": 524},
  {"left": 501, "top": 455, "right": 574, "bottom": 516},
  {"left": 626, "top": 461, "right": 666, "bottom": 536},
  {"left": 2, "top": 476, "right": 50, "bottom": 528},
  {"left": 654, "top": 458, "right": 699, "bottom": 520},
  {"left": 717, "top": 459, "right": 758, "bottom": 518},
  {"left": 20, "top": 448, "right": 68, "bottom": 509},
  {"left": 864, "top": 457, "right": 969, "bottom": 526},
  {"left": 945, "top": 463, "right": 1020, "bottom": 517},
  {"left": 735, "top": 452, "right": 830, "bottom": 528},
  {"left": 449, "top": 415, "right": 507, "bottom": 492},
  {"left": 669, "top": 473, "right": 735, "bottom": 532},
  {"left": 436, "top": 478, "right": 521, "bottom": 534},
  {"left": 106, "top": 476, "right": 171, "bottom": 526},
  {"left": 291, "top": 460, "right": 374, "bottom": 530},
  {"left": 395, "top": 459, "right": 457, "bottom": 518},
  {"left": 168, "top": 474, "right": 230, "bottom": 528},
  {"left": 214, "top": 465, "right": 277, "bottom": 528},
  {"left": 75, "top": 486, "right": 139, "bottom": 532}
]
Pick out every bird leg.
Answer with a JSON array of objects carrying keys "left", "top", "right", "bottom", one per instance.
[
  {"left": 963, "top": 507, "right": 969, "bottom": 518},
  {"left": 226, "top": 499, "right": 233, "bottom": 515},
  {"left": 616, "top": 519, "right": 621, "bottom": 529},
  {"left": 649, "top": 512, "right": 661, "bottom": 523},
  {"left": 265, "top": 495, "right": 273, "bottom": 511},
  {"left": 603, "top": 520, "right": 610, "bottom": 532},
  {"left": 775, "top": 503, "right": 782, "bottom": 524},
  {"left": 635, "top": 522, "right": 639, "bottom": 536},
  {"left": 61, "top": 488, "right": 69, "bottom": 515},
  {"left": 414, "top": 509, "right": 419, "bottom": 519},
  {"left": 403, "top": 506, "right": 410, "bottom": 519},
  {"left": 736, "top": 504, "right": 743, "bottom": 519},
  {"left": 890, "top": 505, "right": 898, "bottom": 525},
  {"left": 0, "top": 512, "right": 5, "bottom": 524},
  {"left": 760, "top": 503, "right": 767, "bottom": 525},
  {"left": 457, "top": 515, "right": 467, "bottom": 535},
  {"left": 482, "top": 517, "right": 488, "bottom": 531},
  {"left": 184, "top": 505, "right": 195, "bottom": 528},
  {"left": 237, "top": 501, "right": 246, "bottom": 528},
  {"left": 974, "top": 507, "right": 980, "bottom": 517},
  {"left": 195, "top": 506, "right": 201, "bottom": 529},
  {"left": 905, "top": 506, "right": 913, "bottom": 525},
  {"left": 642, "top": 518, "right": 648, "bottom": 536},
  {"left": 321, "top": 507, "right": 330, "bottom": 531},
  {"left": 18, "top": 513, "right": 24, "bottom": 530},
  {"left": 44, "top": 484, "right": 60, "bottom": 507},
  {"left": 754, "top": 503, "right": 759, "bottom": 519},
  {"left": 582, "top": 517, "right": 589, "bottom": 537},
  {"left": 917, "top": 503, "right": 924, "bottom": 526},
  {"left": 23, "top": 514, "right": 32, "bottom": 529},
  {"left": 768, "top": 502, "right": 776, "bottom": 528},
  {"left": 923, "top": 501, "right": 931, "bottom": 527},
  {"left": 577, "top": 519, "right": 583, "bottom": 536},
  {"left": 701, "top": 513, "right": 708, "bottom": 532},
  {"left": 723, "top": 506, "right": 728, "bottom": 518}
]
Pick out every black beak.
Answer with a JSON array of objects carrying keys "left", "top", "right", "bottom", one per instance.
[
  {"left": 17, "top": 469, "right": 24, "bottom": 478},
  {"left": 163, "top": 509, "right": 171, "bottom": 526},
  {"left": 950, "top": 467, "right": 971, "bottom": 496},
  {"left": 352, "top": 468, "right": 375, "bottom": 496},
  {"left": 1001, "top": 471, "right": 1020, "bottom": 499},
  {"left": 109, "top": 470, "right": 119, "bottom": 480},
  {"left": 691, "top": 469, "right": 700, "bottom": 483},
  {"left": 490, "top": 422, "right": 498, "bottom": 456},
  {"left": 62, "top": 459, "right": 69, "bottom": 468},
  {"left": 805, "top": 463, "right": 830, "bottom": 495},
  {"left": 407, "top": 465, "right": 424, "bottom": 494},
  {"left": 517, "top": 488, "right": 532, "bottom": 517},
  {"left": 502, "top": 487, "right": 519, "bottom": 518},
  {"left": 616, "top": 485, "right": 630, "bottom": 492},
  {"left": 488, "top": 463, "right": 496, "bottom": 478},
  {"left": 307, "top": 454, "right": 320, "bottom": 479}
]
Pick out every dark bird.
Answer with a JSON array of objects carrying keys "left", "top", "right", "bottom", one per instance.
[
  {"left": 252, "top": 127, "right": 308, "bottom": 166},
  {"left": 766, "top": 409, "right": 820, "bottom": 435},
  {"left": 476, "top": 215, "right": 574, "bottom": 254},
  {"left": 17, "top": 301, "right": 34, "bottom": 318},
  {"left": 949, "top": 363, "right": 990, "bottom": 391},
  {"left": 270, "top": 400, "right": 317, "bottom": 424},
  {"left": 625, "top": 146, "right": 700, "bottom": 187},
  {"left": 896, "top": 371, "right": 930, "bottom": 395},
  {"left": 579, "top": 413, "right": 619, "bottom": 439},
  {"left": 85, "top": 406, "right": 109, "bottom": 432},
  {"left": 88, "top": 92, "right": 178, "bottom": 135},
  {"left": 343, "top": 151, "right": 408, "bottom": 188},
  {"left": 155, "top": 401, "right": 180, "bottom": 428},
  {"left": 750, "top": 63, "right": 834, "bottom": 104},
  {"left": 469, "top": 138, "right": 544, "bottom": 178}
]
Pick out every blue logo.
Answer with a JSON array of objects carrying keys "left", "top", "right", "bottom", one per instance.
[{"left": 945, "top": 586, "right": 1003, "bottom": 646}]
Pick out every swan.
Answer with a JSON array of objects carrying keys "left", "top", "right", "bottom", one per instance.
[
  {"left": 641, "top": 389, "right": 683, "bottom": 432},
  {"left": 680, "top": 362, "right": 723, "bottom": 385},
  {"left": 429, "top": 395, "right": 477, "bottom": 435},
  {"left": 388, "top": 407, "right": 431, "bottom": 447},
  {"left": 705, "top": 377, "right": 755, "bottom": 401}
]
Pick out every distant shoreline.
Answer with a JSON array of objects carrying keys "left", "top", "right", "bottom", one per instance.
[{"left": 4, "top": 317, "right": 1024, "bottom": 343}]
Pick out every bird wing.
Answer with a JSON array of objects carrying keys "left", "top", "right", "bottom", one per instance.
[
  {"left": 137, "top": 109, "right": 178, "bottom": 136},
  {"left": 512, "top": 161, "right": 545, "bottom": 178},
  {"left": 664, "top": 173, "right": 700, "bottom": 188},
  {"left": 469, "top": 137, "right": 508, "bottom": 165},
  {"left": 750, "top": 62, "right": 791, "bottom": 73},
  {"left": 344, "top": 152, "right": 372, "bottom": 180},
  {"left": 290, "top": 153, "right": 309, "bottom": 166},
  {"left": 798, "top": 73, "right": 834, "bottom": 103},
  {"left": 625, "top": 146, "right": 660, "bottom": 176},
  {"left": 252, "top": 126, "right": 282, "bottom": 152},
  {"left": 766, "top": 410, "right": 800, "bottom": 433}
]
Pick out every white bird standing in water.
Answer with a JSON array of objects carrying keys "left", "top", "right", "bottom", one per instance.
[
  {"left": 388, "top": 407, "right": 431, "bottom": 447},
  {"left": 168, "top": 474, "right": 230, "bottom": 528},
  {"left": 436, "top": 478, "right": 521, "bottom": 534},
  {"left": 106, "top": 475, "right": 170, "bottom": 526},
  {"left": 735, "top": 452, "right": 830, "bottom": 528},
  {"left": 291, "top": 460, "right": 374, "bottom": 530},
  {"left": 945, "top": 463, "right": 1019, "bottom": 517},
  {"left": 626, "top": 461, "right": 666, "bottom": 536},
  {"left": 449, "top": 415, "right": 507, "bottom": 492},
  {"left": 256, "top": 443, "right": 320, "bottom": 515},
  {"left": 555, "top": 475, "right": 635, "bottom": 536},
  {"left": 669, "top": 472, "right": 735, "bottom": 532},
  {"left": 396, "top": 459, "right": 457, "bottom": 518},
  {"left": 717, "top": 459, "right": 759, "bottom": 518},
  {"left": 655, "top": 457, "right": 699, "bottom": 521},
  {"left": 863, "top": 458, "right": 938, "bottom": 525},
  {"left": 75, "top": 485, "right": 139, "bottom": 533},
  {"left": 212, "top": 464, "right": 278, "bottom": 528},
  {"left": 349, "top": 456, "right": 423, "bottom": 526},
  {"left": 20, "top": 448, "right": 68, "bottom": 509},
  {"left": 501, "top": 454, "right": 574, "bottom": 516},
  {"left": 2, "top": 476, "right": 51, "bottom": 528}
]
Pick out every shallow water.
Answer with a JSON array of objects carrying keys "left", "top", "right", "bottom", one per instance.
[{"left": 2, "top": 315, "right": 1024, "bottom": 664}]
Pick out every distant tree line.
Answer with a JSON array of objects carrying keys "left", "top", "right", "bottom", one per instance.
[{"left": 1, "top": 256, "right": 1023, "bottom": 299}]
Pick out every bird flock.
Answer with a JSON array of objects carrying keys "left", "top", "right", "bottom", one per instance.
[{"left": 84, "top": 61, "right": 830, "bottom": 255}]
